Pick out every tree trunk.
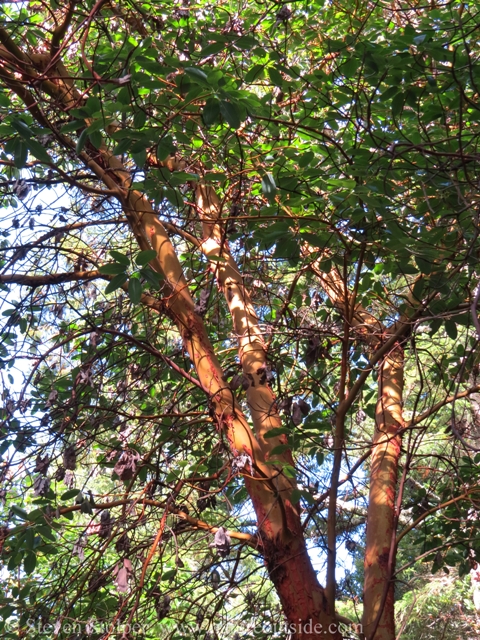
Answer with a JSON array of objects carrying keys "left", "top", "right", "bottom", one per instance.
[
  {"left": 362, "top": 344, "right": 404, "bottom": 640},
  {"left": 310, "top": 258, "right": 406, "bottom": 638},
  {"left": 0, "top": 38, "right": 342, "bottom": 639},
  {"left": 267, "top": 535, "right": 342, "bottom": 640}
]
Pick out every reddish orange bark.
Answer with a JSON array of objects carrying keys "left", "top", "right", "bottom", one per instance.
[
  {"left": 310, "top": 259, "right": 405, "bottom": 637},
  {"left": 267, "top": 535, "right": 342, "bottom": 640},
  {"left": 363, "top": 345, "right": 404, "bottom": 640}
]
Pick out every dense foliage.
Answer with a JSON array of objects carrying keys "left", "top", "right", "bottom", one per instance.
[{"left": 0, "top": 1, "right": 479, "bottom": 638}]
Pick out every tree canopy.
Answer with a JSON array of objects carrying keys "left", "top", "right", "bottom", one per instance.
[{"left": 0, "top": 1, "right": 479, "bottom": 639}]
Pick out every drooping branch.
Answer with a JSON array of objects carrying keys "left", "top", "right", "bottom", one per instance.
[
  {"left": 406, "top": 383, "right": 480, "bottom": 428},
  {"left": 1, "top": 498, "right": 257, "bottom": 545}
]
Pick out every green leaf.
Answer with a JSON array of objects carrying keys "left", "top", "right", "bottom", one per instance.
[
  {"left": 76, "top": 129, "right": 89, "bottom": 154},
  {"left": 86, "top": 96, "right": 101, "bottom": 115},
  {"left": 200, "top": 40, "right": 226, "bottom": 56},
  {"left": 269, "top": 444, "right": 289, "bottom": 455},
  {"left": 139, "top": 267, "right": 164, "bottom": 289},
  {"left": 327, "top": 178, "right": 356, "bottom": 189},
  {"left": 87, "top": 119, "right": 104, "bottom": 134},
  {"left": 268, "top": 67, "right": 284, "bottom": 87},
  {"left": 134, "top": 110, "right": 147, "bottom": 129},
  {"left": 24, "top": 527, "right": 35, "bottom": 550},
  {"left": 37, "top": 525, "right": 56, "bottom": 542},
  {"left": 109, "top": 250, "right": 130, "bottom": 265},
  {"left": 113, "top": 138, "right": 131, "bottom": 155},
  {"left": 24, "top": 552, "right": 36, "bottom": 575},
  {"left": 135, "top": 250, "right": 158, "bottom": 266},
  {"left": 291, "top": 489, "right": 315, "bottom": 505},
  {"left": 70, "top": 107, "right": 90, "bottom": 119},
  {"left": 202, "top": 98, "right": 220, "bottom": 126},
  {"left": 8, "top": 553, "right": 23, "bottom": 571},
  {"left": 261, "top": 173, "right": 277, "bottom": 202},
  {"left": 316, "top": 452, "right": 324, "bottom": 467},
  {"left": 445, "top": 320, "right": 457, "bottom": 340},
  {"left": 98, "top": 263, "right": 128, "bottom": 275},
  {"left": 169, "top": 171, "right": 199, "bottom": 186},
  {"left": 415, "top": 256, "right": 432, "bottom": 275},
  {"left": 219, "top": 101, "right": 241, "bottom": 129},
  {"left": 282, "top": 464, "right": 297, "bottom": 478},
  {"left": 11, "top": 119, "right": 33, "bottom": 138},
  {"left": 234, "top": 35, "right": 258, "bottom": 50},
  {"left": 184, "top": 67, "right": 209, "bottom": 84},
  {"left": 164, "top": 187, "right": 183, "bottom": 207},
  {"left": 264, "top": 427, "right": 289, "bottom": 438},
  {"left": 104, "top": 273, "right": 128, "bottom": 294},
  {"left": 245, "top": 64, "right": 265, "bottom": 83},
  {"left": 161, "top": 568, "right": 177, "bottom": 581},
  {"left": 0, "top": 604, "right": 15, "bottom": 620},
  {"left": 290, "top": 489, "right": 302, "bottom": 504},
  {"left": 11, "top": 505, "right": 29, "bottom": 520},
  {"left": 13, "top": 139, "right": 28, "bottom": 169},
  {"left": 428, "top": 318, "right": 442, "bottom": 335},
  {"left": 27, "top": 139, "right": 51, "bottom": 164},
  {"left": 61, "top": 119, "right": 84, "bottom": 133},
  {"left": 392, "top": 92, "right": 405, "bottom": 117},
  {"left": 89, "top": 130, "right": 103, "bottom": 149},
  {"left": 128, "top": 277, "right": 142, "bottom": 304}
]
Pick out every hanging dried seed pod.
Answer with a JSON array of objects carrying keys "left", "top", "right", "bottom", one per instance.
[
  {"left": 98, "top": 510, "right": 112, "bottom": 539},
  {"left": 88, "top": 570, "right": 107, "bottom": 593},
  {"left": 196, "top": 607, "right": 205, "bottom": 626},
  {"left": 156, "top": 595, "right": 171, "bottom": 620},
  {"left": 297, "top": 398, "right": 310, "bottom": 416},
  {"left": 209, "top": 527, "right": 231, "bottom": 557},
  {"left": 211, "top": 569, "right": 220, "bottom": 589},
  {"left": 34, "top": 454, "right": 50, "bottom": 475},
  {"left": 53, "top": 465, "right": 66, "bottom": 481},
  {"left": 63, "top": 445, "right": 77, "bottom": 470},
  {"left": 113, "top": 449, "right": 140, "bottom": 481},
  {"left": 33, "top": 475, "right": 50, "bottom": 497},
  {"left": 115, "top": 532, "right": 131, "bottom": 553},
  {"left": 291, "top": 403, "right": 303, "bottom": 426},
  {"left": 230, "top": 374, "right": 242, "bottom": 390}
]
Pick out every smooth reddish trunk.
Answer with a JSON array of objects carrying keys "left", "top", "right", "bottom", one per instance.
[
  {"left": 363, "top": 345, "right": 404, "bottom": 640},
  {"left": 265, "top": 535, "right": 342, "bottom": 640}
]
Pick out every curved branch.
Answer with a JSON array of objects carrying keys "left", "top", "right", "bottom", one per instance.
[
  {"left": 0, "top": 269, "right": 104, "bottom": 287},
  {"left": 406, "top": 384, "right": 480, "bottom": 428},
  {"left": 396, "top": 488, "right": 480, "bottom": 546},
  {"left": 51, "top": 0, "right": 77, "bottom": 55}
]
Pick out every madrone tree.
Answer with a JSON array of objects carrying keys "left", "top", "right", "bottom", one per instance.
[{"left": 0, "top": 1, "right": 479, "bottom": 639}]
